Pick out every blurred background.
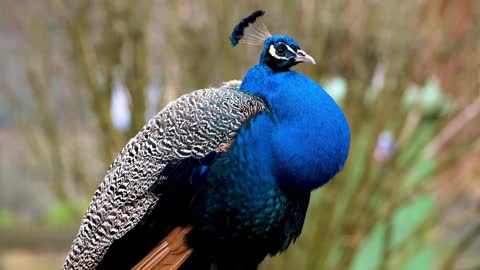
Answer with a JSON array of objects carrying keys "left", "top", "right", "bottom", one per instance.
[{"left": 0, "top": 0, "right": 479, "bottom": 269}]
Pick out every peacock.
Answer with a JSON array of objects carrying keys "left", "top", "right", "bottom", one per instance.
[{"left": 62, "top": 10, "right": 350, "bottom": 270}]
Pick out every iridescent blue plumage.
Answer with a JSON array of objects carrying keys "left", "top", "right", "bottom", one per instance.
[
  {"left": 88, "top": 11, "right": 350, "bottom": 270},
  {"left": 185, "top": 17, "right": 350, "bottom": 270},
  {"left": 241, "top": 52, "right": 350, "bottom": 190}
]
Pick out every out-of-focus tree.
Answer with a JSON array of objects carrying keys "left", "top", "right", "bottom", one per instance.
[{"left": 3, "top": 0, "right": 155, "bottom": 204}]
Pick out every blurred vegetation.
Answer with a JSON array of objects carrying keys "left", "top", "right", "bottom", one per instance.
[{"left": 0, "top": 0, "right": 479, "bottom": 269}]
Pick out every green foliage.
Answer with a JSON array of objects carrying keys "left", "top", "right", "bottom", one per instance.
[
  {"left": 0, "top": 209, "right": 17, "bottom": 228},
  {"left": 45, "top": 203, "right": 76, "bottom": 227},
  {"left": 392, "top": 196, "right": 433, "bottom": 249},
  {"left": 44, "top": 200, "right": 89, "bottom": 227}
]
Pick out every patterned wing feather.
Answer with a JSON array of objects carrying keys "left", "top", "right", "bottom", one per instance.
[{"left": 62, "top": 82, "right": 266, "bottom": 269}]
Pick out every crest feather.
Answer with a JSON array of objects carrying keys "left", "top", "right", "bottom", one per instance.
[{"left": 230, "top": 10, "right": 271, "bottom": 47}]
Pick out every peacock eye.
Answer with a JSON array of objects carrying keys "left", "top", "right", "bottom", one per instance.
[{"left": 276, "top": 45, "right": 286, "bottom": 56}]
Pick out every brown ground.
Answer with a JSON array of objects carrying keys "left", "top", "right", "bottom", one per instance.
[{"left": 0, "top": 249, "right": 66, "bottom": 270}]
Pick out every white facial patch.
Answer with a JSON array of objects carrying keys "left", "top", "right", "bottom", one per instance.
[
  {"left": 268, "top": 44, "right": 293, "bottom": 60},
  {"left": 286, "top": 44, "right": 296, "bottom": 54}
]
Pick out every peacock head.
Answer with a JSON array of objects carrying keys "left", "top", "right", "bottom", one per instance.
[{"left": 230, "top": 10, "right": 315, "bottom": 71}]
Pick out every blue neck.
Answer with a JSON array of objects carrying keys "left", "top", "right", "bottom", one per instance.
[{"left": 240, "top": 63, "right": 350, "bottom": 191}]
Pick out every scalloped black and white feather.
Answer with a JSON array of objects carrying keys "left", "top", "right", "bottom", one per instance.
[
  {"left": 61, "top": 82, "right": 267, "bottom": 270},
  {"left": 230, "top": 10, "right": 271, "bottom": 47}
]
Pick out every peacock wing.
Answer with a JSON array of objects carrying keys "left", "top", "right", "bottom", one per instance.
[{"left": 62, "top": 81, "right": 266, "bottom": 270}]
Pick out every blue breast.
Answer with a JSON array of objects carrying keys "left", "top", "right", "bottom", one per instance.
[
  {"left": 241, "top": 63, "right": 351, "bottom": 191},
  {"left": 190, "top": 63, "right": 350, "bottom": 256}
]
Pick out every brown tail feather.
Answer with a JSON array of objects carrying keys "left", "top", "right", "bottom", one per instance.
[{"left": 132, "top": 226, "right": 193, "bottom": 270}]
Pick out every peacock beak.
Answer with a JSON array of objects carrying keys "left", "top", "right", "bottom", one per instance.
[{"left": 295, "top": 50, "right": 316, "bottom": 64}]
